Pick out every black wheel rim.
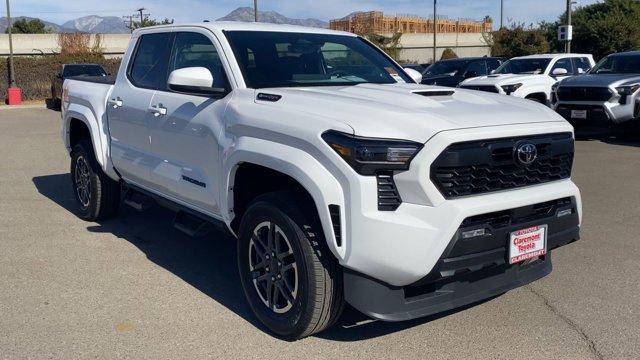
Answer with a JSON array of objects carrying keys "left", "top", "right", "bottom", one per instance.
[
  {"left": 248, "top": 221, "right": 298, "bottom": 314},
  {"left": 74, "top": 155, "right": 91, "bottom": 208}
]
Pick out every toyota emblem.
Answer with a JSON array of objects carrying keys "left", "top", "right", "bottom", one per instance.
[{"left": 515, "top": 143, "right": 538, "bottom": 165}]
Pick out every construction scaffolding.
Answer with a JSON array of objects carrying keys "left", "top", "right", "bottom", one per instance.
[{"left": 329, "top": 11, "right": 492, "bottom": 35}]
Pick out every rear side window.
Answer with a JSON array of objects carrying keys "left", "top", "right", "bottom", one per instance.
[
  {"left": 169, "top": 32, "right": 229, "bottom": 89},
  {"left": 129, "top": 32, "right": 172, "bottom": 89}
]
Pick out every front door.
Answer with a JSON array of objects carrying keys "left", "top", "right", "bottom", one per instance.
[
  {"left": 108, "top": 31, "right": 172, "bottom": 188},
  {"left": 147, "top": 30, "right": 232, "bottom": 216}
]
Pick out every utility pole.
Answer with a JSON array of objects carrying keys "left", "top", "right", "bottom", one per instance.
[
  {"left": 500, "top": 0, "right": 504, "bottom": 29},
  {"left": 565, "top": 0, "right": 573, "bottom": 53},
  {"left": 254, "top": 0, "right": 258, "bottom": 22},
  {"left": 6, "top": 0, "right": 15, "bottom": 87},
  {"left": 433, "top": 0, "right": 437, "bottom": 63},
  {"left": 122, "top": 15, "right": 134, "bottom": 33},
  {"left": 137, "top": 7, "right": 147, "bottom": 27}
]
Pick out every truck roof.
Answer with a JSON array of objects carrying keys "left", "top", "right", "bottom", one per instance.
[
  {"left": 135, "top": 21, "right": 356, "bottom": 37},
  {"left": 511, "top": 53, "right": 592, "bottom": 60}
]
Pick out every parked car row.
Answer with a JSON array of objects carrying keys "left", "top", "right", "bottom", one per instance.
[{"left": 418, "top": 51, "right": 639, "bottom": 126}]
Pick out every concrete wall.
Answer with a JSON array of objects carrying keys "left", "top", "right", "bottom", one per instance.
[
  {"left": 0, "top": 34, "right": 131, "bottom": 57},
  {"left": 395, "top": 32, "right": 491, "bottom": 64},
  {"left": 0, "top": 32, "right": 490, "bottom": 63}
]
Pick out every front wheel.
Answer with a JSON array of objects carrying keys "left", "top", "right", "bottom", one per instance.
[
  {"left": 237, "top": 192, "right": 343, "bottom": 340},
  {"left": 70, "top": 140, "right": 120, "bottom": 221}
]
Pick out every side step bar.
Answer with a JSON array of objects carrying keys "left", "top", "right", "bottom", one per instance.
[{"left": 121, "top": 183, "right": 226, "bottom": 238}]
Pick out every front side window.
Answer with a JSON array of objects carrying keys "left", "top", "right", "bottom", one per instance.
[
  {"left": 551, "top": 58, "right": 575, "bottom": 75},
  {"left": 224, "top": 31, "right": 411, "bottom": 88},
  {"left": 590, "top": 55, "right": 640, "bottom": 75},
  {"left": 465, "top": 60, "right": 487, "bottom": 77},
  {"left": 169, "top": 32, "right": 229, "bottom": 89},
  {"left": 129, "top": 32, "right": 172, "bottom": 89},
  {"left": 495, "top": 58, "right": 551, "bottom": 75},
  {"left": 574, "top": 57, "right": 592, "bottom": 74}
]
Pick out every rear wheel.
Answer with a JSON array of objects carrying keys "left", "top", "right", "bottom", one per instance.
[
  {"left": 237, "top": 191, "right": 343, "bottom": 340},
  {"left": 70, "top": 140, "right": 120, "bottom": 221}
]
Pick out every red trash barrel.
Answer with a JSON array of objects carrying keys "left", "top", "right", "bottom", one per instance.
[{"left": 7, "top": 87, "right": 22, "bottom": 105}]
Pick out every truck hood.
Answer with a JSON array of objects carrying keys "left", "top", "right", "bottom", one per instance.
[
  {"left": 262, "top": 83, "right": 564, "bottom": 143},
  {"left": 461, "top": 73, "right": 543, "bottom": 87},
  {"left": 558, "top": 74, "right": 640, "bottom": 87}
]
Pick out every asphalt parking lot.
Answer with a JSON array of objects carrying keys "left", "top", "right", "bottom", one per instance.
[{"left": 1, "top": 107, "right": 639, "bottom": 359}]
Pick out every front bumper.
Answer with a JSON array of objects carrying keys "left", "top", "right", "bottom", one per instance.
[
  {"left": 554, "top": 99, "right": 638, "bottom": 124},
  {"left": 344, "top": 197, "right": 580, "bottom": 321}
]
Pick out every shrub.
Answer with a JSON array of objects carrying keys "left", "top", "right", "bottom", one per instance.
[
  {"left": 489, "top": 23, "right": 550, "bottom": 58},
  {"left": 0, "top": 55, "right": 121, "bottom": 100},
  {"left": 441, "top": 48, "right": 459, "bottom": 60}
]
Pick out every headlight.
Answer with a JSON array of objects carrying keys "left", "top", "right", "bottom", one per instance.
[
  {"left": 322, "top": 130, "right": 423, "bottom": 176},
  {"left": 616, "top": 84, "right": 640, "bottom": 96},
  {"left": 501, "top": 83, "right": 523, "bottom": 95}
]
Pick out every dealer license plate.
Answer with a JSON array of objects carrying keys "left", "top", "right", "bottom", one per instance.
[
  {"left": 571, "top": 110, "right": 587, "bottom": 119},
  {"left": 509, "top": 225, "right": 547, "bottom": 264}
]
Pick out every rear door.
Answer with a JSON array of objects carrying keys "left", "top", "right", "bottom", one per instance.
[
  {"left": 108, "top": 31, "right": 172, "bottom": 187},
  {"left": 146, "top": 29, "right": 232, "bottom": 216}
]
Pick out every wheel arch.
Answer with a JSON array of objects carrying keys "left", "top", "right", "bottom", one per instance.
[
  {"left": 63, "top": 105, "right": 119, "bottom": 181},
  {"left": 223, "top": 138, "right": 347, "bottom": 260}
]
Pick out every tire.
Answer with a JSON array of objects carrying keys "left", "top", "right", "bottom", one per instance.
[
  {"left": 237, "top": 191, "right": 343, "bottom": 340},
  {"left": 70, "top": 140, "right": 120, "bottom": 221}
]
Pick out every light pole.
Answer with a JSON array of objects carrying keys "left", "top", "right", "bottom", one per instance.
[
  {"left": 500, "top": 0, "right": 504, "bottom": 29},
  {"left": 6, "top": 0, "right": 15, "bottom": 88},
  {"left": 433, "top": 0, "right": 437, "bottom": 63},
  {"left": 254, "top": 0, "right": 258, "bottom": 22}
]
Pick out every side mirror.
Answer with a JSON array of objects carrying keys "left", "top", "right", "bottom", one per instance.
[
  {"left": 404, "top": 68, "right": 423, "bottom": 84},
  {"left": 552, "top": 68, "right": 569, "bottom": 76},
  {"left": 167, "top": 67, "right": 226, "bottom": 96},
  {"left": 465, "top": 70, "right": 479, "bottom": 79},
  {"left": 490, "top": 70, "right": 496, "bottom": 74}
]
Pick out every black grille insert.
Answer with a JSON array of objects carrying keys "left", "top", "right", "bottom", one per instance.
[
  {"left": 460, "top": 85, "right": 500, "bottom": 93},
  {"left": 432, "top": 133, "right": 574, "bottom": 198},
  {"left": 377, "top": 173, "right": 402, "bottom": 211},
  {"left": 557, "top": 87, "right": 613, "bottom": 102}
]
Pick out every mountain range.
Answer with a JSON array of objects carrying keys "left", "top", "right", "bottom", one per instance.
[{"left": 0, "top": 7, "right": 328, "bottom": 34}]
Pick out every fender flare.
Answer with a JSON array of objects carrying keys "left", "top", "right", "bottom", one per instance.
[
  {"left": 63, "top": 103, "right": 119, "bottom": 181},
  {"left": 222, "top": 137, "right": 347, "bottom": 260}
]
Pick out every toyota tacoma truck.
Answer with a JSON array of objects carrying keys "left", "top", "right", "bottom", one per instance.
[
  {"left": 61, "top": 23, "right": 582, "bottom": 340},
  {"left": 552, "top": 51, "right": 640, "bottom": 125},
  {"left": 459, "top": 53, "right": 594, "bottom": 106}
]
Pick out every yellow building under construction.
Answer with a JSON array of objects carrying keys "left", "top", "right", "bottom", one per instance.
[{"left": 329, "top": 11, "right": 492, "bottom": 35}]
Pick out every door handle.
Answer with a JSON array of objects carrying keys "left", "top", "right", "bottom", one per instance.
[
  {"left": 149, "top": 104, "right": 167, "bottom": 117},
  {"left": 109, "top": 97, "right": 123, "bottom": 108}
]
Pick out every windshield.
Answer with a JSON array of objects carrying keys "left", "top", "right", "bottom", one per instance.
[
  {"left": 63, "top": 65, "right": 106, "bottom": 77},
  {"left": 590, "top": 55, "right": 640, "bottom": 75},
  {"left": 422, "top": 60, "right": 468, "bottom": 77},
  {"left": 224, "top": 31, "right": 411, "bottom": 88},
  {"left": 494, "top": 58, "right": 551, "bottom": 75}
]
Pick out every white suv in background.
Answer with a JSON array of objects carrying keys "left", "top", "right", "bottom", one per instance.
[{"left": 459, "top": 54, "right": 595, "bottom": 105}]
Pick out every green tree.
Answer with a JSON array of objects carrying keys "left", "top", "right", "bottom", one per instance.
[
  {"left": 567, "top": 0, "right": 640, "bottom": 60},
  {"left": 131, "top": 17, "right": 174, "bottom": 30},
  {"left": 6, "top": 18, "right": 51, "bottom": 34},
  {"left": 489, "top": 23, "right": 549, "bottom": 58}
]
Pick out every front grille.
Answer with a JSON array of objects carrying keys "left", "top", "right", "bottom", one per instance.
[
  {"left": 460, "top": 85, "right": 500, "bottom": 93},
  {"left": 431, "top": 133, "right": 574, "bottom": 199},
  {"left": 557, "top": 86, "right": 613, "bottom": 102}
]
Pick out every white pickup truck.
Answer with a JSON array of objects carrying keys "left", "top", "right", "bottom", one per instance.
[
  {"left": 61, "top": 22, "right": 582, "bottom": 340},
  {"left": 460, "top": 54, "right": 595, "bottom": 105}
]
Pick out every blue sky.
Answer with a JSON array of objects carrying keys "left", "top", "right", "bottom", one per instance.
[{"left": 7, "top": 0, "right": 601, "bottom": 26}]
